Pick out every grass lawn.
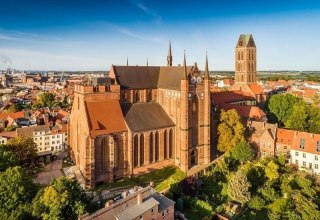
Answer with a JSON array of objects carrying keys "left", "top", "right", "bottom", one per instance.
[{"left": 95, "top": 165, "right": 186, "bottom": 192}]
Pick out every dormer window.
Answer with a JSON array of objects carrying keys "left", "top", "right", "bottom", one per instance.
[{"left": 300, "top": 138, "right": 305, "bottom": 149}]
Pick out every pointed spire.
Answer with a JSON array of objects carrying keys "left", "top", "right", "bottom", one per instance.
[
  {"left": 205, "top": 51, "right": 209, "bottom": 80},
  {"left": 183, "top": 50, "right": 188, "bottom": 80},
  {"left": 147, "top": 57, "right": 148, "bottom": 66},
  {"left": 167, "top": 40, "right": 173, "bottom": 66},
  {"left": 126, "top": 56, "right": 128, "bottom": 66}
]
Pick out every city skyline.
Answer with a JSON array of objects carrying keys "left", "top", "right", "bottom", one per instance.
[{"left": 1, "top": 0, "right": 320, "bottom": 71}]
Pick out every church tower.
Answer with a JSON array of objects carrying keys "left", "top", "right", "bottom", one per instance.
[
  {"left": 179, "top": 52, "right": 189, "bottom": 171},
  {"left": 203, "top": 53, "right": 211, "bottom": 164},
  {"left": 167, "top": 41, "right": 173, "bottom": 66},
  {"left": 235, "top": 34, "right": 256, "bottom": 83}
]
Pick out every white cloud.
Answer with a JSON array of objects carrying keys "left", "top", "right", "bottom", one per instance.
[{"left": 130, "top": 0, "right": 162, "bottom": 23}]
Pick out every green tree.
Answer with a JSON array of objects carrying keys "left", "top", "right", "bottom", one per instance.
[
  {"left": 231, "top": 141, "right": 254, "bottom": 164},
  {"left": 37, "top": 92, "right": 56, "bottom": 107},
  {"left": 190, "top": 198, "right": 214, "bottom": 218},
  {"left": 258, "top": 182, "right": 279, "bottom": 202},
  {"left": 285, "top": 103, "right": 308, "bottom": 131},
  {"left": 0, "top": 147, "right": 18, "bottom": 171},
  {"left": 265, "top": 161, "right": 279, "bottom": 181},
  {"left": 7, "top": 136, "right": 37, "bottom": 161},
  {"left": 246, "top": 166, "right": 266, "bottom": 193},
  {"left": 249, "top": 196, "right": 265, "bottom": 210},
  {"left": 0, "top": 166, "right": 36, "bottom": 214},
  {"left": 268, "top": 94, "right": 301, "bottom": 125},
  {"left": 227, "top": 170, "right": 251, "bottom": 204},
  {"left": 293, "top": 193, "right": 320, "bottom": 220},
  {"left": 217, "top": 109, "right": 245, "bottom": 152},
  {"left": 32, "top": 177, "right": 89, "bottom": 220}
]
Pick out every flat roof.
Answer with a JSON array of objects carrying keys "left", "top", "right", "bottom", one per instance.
[{"left": 114, "top": 197, "right": 159, "bottom": 220}]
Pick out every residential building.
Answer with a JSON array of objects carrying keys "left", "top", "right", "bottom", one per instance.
[
  {"left": 276, "top": 128, "right": 294, "bottom": 156},
  {"left": 290, "top": 131, "right": 320, "bottom": 174},
  {"left": 16, "top": 125, "right": 68, "bottom": 153},
  {"left": 248, "top": 121, "right": 277, "bottom": 157},
  {"left": 81, "top": 186, "right": 175, "bottom": 220}
]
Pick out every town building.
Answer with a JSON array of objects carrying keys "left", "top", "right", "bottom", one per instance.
[
  {"left": 16, "top": 124, "right": 68, "bottom": 153},
  {"left": 69, "top": 45, "right": 212, "bottom": 188},
  {"left": 276, "top": 128, "right": 294, "bottom": 156},
  {"left": 290, "top": 131, "right": 320, "bottom": 174},
  {"left": 248, "top": 121, "right": 277, "bottom": 157},
  {"left": 81, "top": 185, "right": 175, "bottom": 220}
]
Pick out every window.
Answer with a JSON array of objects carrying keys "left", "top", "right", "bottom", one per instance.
[
  {"left": 309, "top": 163, "right": 313, "bottom": 169},
  {"left": 303, "top": 161, "right": 306, "bottom": 167},
  {"left": 317, "top": 141, "right": 320, "bottom": 152},
  {"left": 40, "top": 137, "right": 42, "bottom": 140},
  {"left": 52, "top": 141, "right": 55, "bottom": 144},
  {"left": 315, "top": 156, "right": 318, "bottom": 161},
  {"left": 166, "top": 209, "right": 169, "bottom": 214},
  {"left": 52, "top": 135, "right": 55, "bottom": 139},
  {"left": 57, "top": 140, "right": 60, "bottom": 144},
  {"left": 295, "top": 159, "right": 299, "bottom": 164},
  {"left": 140, "top": 215, "right": 143, "bottom": 219},
  {"left": 295, "top": 151, "right": 299, "bottom": 156},
  {"left": 284, "top": 146, "right": 287, "bottom": 150},
  {"left": 315, "top": 164, "right": 319, "bottom": 169},
  {"left": 262, "top": 151, "right": 266, "bottom": 157},
  {"left": 162, "top": 212, "right": 165, "bottom": 218},
  {"left": 300, "top": 138, "right": 305, "bottom": 149},
  {"left": 57, "top": 135, "right": 60, "bottom": 138},
  {"left": 303, "top": 153, "right": 306, "bottom": 158}
]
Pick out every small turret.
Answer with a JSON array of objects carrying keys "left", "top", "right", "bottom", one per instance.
[{"left": 167, "top": 41, "right": 173, "bottom": 66}]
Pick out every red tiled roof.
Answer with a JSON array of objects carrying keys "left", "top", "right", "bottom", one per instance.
[
  {"left": 222, "top": 104, "right": 266, "bottom": 120},
  {"left": 276, "top": 128, "right": 294, "bottom": 145},
  {"left": 0, "top": 131, "right": 17, "bottom": 139},
  {"left": 56, "top": 110, "right": 69, "bottom": 120},
  {"left": 85, "top": 100, "right": 127, "bottom": 138},
  {"left": 0, "top": 111, "right": 25, "bottom": 120},
  {"left": 248, "top": 83, "right": 263, "bottom": 95},
  {"left": 291, "top": 131, "right": 320, "bottom": 155},
  {"left": 211, "top": 90, "right": 255, "bottom": 106},
  {"left": 303, "top": 89, "right": 317, "bottom": 98}
]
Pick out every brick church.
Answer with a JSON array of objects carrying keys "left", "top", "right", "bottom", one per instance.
[{"left": 69, "top": 43, "right": 211, "bottom": 188}]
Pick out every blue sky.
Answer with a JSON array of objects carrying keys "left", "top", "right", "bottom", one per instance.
[{"left": 0, "top": 0, "right": 320, "bottom": 71}]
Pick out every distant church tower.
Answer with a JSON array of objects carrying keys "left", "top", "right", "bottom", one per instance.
[
  {"left": 167, "top": 41, "right": 173, "bottom": 66},
  {"left": 235, "top": 34, "right": 256, "bottom": 83}
]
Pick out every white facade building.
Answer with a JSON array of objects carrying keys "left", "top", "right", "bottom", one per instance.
[
  {"left": 16, "top": 125, "right": 68, "bottom": 154},
  {"left": 290, "top": 149, "right": 320, "bottom": 174}
]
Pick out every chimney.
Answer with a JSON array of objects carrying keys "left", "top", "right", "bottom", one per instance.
[
  {"left": 123, "top": 191, "right": 129, "bottom": 198},
  {"left": 137, "top": 193, "right": 143, "bottom": 205},
  {"left": 133, "top": 186, "right": 138, "bottom": 193},
  {"left": 149, "top": 181, "right": 155, "bottom": 188}
]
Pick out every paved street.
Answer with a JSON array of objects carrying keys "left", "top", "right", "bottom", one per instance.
[{"left": 33, "top": 154, "right": 64, "bottom": 185}]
